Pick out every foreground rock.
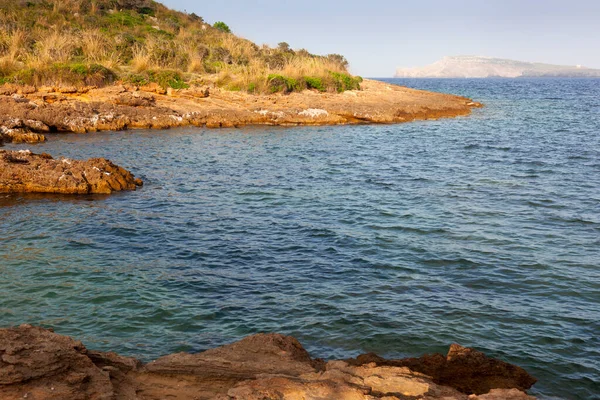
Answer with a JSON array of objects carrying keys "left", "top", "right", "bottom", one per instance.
[
  {"left": 0, "top": 80, "right": 482, "bottom": 143},
  {"left": 0, "top": 325, "right": 536, "bottom": 400},
  {"left": 0, "top": 150, "right": 142, "bottom": 194}
]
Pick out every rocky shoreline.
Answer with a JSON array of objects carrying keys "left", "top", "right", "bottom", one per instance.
[
  {"left": 0, "top": 150, "right": 142, "bottom": 194},
  {"left": 0, "top": 80, "right": 481, "bottom": 195},
  {"left": 0, "top": 325, "right": 536, "bottom": 400},
  {"left": 0, "top": 80, "right": 482, "bottom": 146}
]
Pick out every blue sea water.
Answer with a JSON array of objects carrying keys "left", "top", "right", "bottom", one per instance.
[{"left": 1, "top": 78, "right": 599, "bottom": 399}]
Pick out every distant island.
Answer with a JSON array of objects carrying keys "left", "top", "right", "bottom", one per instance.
[{"left": 395, "top": 56, "right": 600, "bottom": 78}]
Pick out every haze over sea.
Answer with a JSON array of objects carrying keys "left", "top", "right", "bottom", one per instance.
[{"left": 1, "top": 78, "right": 599, "bottom": 399}]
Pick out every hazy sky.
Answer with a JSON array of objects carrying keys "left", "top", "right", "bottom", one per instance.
[{"left": 161, "top": 0, "right": 600, "bottom": 77}]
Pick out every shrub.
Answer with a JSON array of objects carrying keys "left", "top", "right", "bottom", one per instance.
[
  {"left": 105, "top": 10, "right": 145, "bottom": 27},
  {"left": 327, "top": 53, "right": 349, "bottom": 69},
  {"left": 203, "top": 60, "right": 225, "bottom": 74},
  {"left": 267, "top": 74, "right": 300, "bottom": 93},
  {"left": 12, "top": 68, "right": 36, "bottom": 85},
  {"left": 147, "top": 70, "right": 189, "bottom": 89},
  {"left": 304, "top": 76, "right": 325, "bottom": 91},
  {"left": 329, "top": 71, "right": 362, "bottom": 92},
  {"left": 213, "top": 21, "right": 231, "bottom": 33},
  {"left": 277, "top": 42, "right": 292, "bottom": 53},
  {"left": 209, "top": 47, "right": 233, "bottom": 64},
  {"left": 126, "top": 73, "right": 149, "bottom": 86},
  {"left": 262, "top": 53, "right": 287, "bottom": 69}
]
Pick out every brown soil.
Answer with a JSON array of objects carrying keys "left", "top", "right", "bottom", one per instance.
[
  {"left": 0, "top": 80, "right": 482, "bottom": 145},
  {"left": 0, "top": 150, "right": 142, "bottom": 194},
  {"left": 0, "top": 325, "right": 536, "bottom": 400}
]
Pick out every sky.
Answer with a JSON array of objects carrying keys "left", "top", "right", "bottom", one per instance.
[{"left": 161, "top": 0, "right": 600, "bottom": 77}]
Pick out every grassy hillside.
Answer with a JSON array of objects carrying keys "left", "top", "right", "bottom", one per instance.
[{"left": 0, "top": 0, "right": 362, "bottom": 93}]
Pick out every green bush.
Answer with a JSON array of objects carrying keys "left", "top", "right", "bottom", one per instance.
[
  {"left": 267, "top": 74, "right": 300, "bottom": 93},
  {"left": 304, "top": 76, "right": 325, "bottom": 91},
  {"left": 5, "top": 63, "right": 116, "bottom": 86},
  {"left": 147, "top": 70, "right": 189, "bottom": 89},
  {"left": 213, "top": 21, "right": 231, "bottom": 33},
  {"left": 329, "top": 71, "right": 362, "bottom": 92},
  {"left": 12, "top": 68, "right": 36, "bottom": 85},
  {"left": 138, "top": 7, "right": 155, "bottom": 16},
  {"left": 67, "top": 63, "right": 88, "bottom": 75},
  {"left": 105, "top": 10, "right": 145, "bottom": 27},
  {"left": 126, "top": 73, "right": 150, "bottom": 86},
  {"left": 203, "top": 61, "right": 226, "bottom": 74}
]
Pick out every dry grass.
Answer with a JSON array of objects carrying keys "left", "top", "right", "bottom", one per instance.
[
  {"left": 0, "top": 0, "right": 361, "bottom": 92},
  {"left": 131, "top": 44, "right": 151, "bottom": 73},
  {"left": 28, "top": 30, "right": 78, "bottom": 68},
  {"left": 81, "top": 29, "right": 120, "bottom": 67}
]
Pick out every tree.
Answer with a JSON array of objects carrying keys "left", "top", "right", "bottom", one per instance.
[
  {"left": 213, "top": 21, "right": 231, "bottom": 33},
  {"left": 277, "top": 42, "right": 291, "bottom": 52},
  {"left": 327, "top": 54, "right": 349, "bottom": 69}
]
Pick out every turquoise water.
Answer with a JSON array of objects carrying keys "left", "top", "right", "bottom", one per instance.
[{"left": 1, "top": 78, "right": 599, "bottom": 399}]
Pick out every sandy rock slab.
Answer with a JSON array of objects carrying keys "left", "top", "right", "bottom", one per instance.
[
  {"left": 0, "top": 325, "right": 537, "bottom": 400},
  {"left": 0, "top": 80, "right": 482, "bottom": 138},
  {"left": 0, "top": 150, "right": 143, "bottom": 194}
]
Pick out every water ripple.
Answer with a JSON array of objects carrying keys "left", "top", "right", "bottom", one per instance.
[{"left": 1, "top": 78, "right": 599, "bottom": 399}]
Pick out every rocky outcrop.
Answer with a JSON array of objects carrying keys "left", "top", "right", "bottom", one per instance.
[
  {"left": 0, "top": 118, "right": 47, "bottom": 145},
  {"left": 0, "top": 325, "right": 114, "bottom": 400},
  {"left": 347, "top": 344, "right": 537, "bottom": 395},
  {"left": 0, "top": 150, "right": 143, "bottom": 194},
  {"left": 0, "top": 325, "right": 537, "bottom": 400},
  {"left": 0, "top": 80, "right": 482, "bottom": 143}
]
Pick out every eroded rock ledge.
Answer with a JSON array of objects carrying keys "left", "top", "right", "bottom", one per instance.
[
  {"left": 0, "top": 325, "right": 536, "bottom": 400},
  {"left": 0, "top": 80, "right": 482, "bottom": 144},
  {"left": 0, "top": 150, "right": 142, "bottom": 194}
]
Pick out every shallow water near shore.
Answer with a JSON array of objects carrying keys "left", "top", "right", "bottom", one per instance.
[{"left": 1, "top": 78, "right": 599, "bottom": 399}]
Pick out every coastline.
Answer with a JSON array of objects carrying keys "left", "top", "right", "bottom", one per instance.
[
  {"left": 0, "top": 79, "right": 482, "bottom": 146},
  {"left": 0, "top": 325, "right": 536, "bottom": 400}
]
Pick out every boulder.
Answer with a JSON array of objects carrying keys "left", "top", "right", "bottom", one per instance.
[
  {"left": 348, "top": 344, "right": 537, "bottom": 395},
  {"left": 0, "top": 150, "right": 143, "bottom": 194},
  {"left": 0, "top": 325, "right": 113, "bottom": 400}
]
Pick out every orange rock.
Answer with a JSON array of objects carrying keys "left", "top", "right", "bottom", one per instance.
[
  {"left": 0, "top": 326, "right": 537, "bottom": 400},
  {"left": 0, "top": 150, "right": 142, "bottom": 194},
  {"left": 0, "top": 80, "right": 482, "bottom": 137}
]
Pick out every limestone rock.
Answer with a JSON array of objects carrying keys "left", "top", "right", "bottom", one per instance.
[
  {"left": 0, "top": 150, "right": 143, "bottom": 194},
  {"left": 115, "top": 92, "right": 156, "bottom": 107},
  {"left": 0, "top": 80, "right": 481, "bottom": 136},
  {"left": 147, "top": 333, "right": 319, "bottom": 379},
  {"left": 0, "top": 325, "right": 113, "bottom": 400},
  {"left": 348, "top": 344, "right": 537, "bottom": 395},
  {"left": 0, "top": 326, "right": 537, "bottom": 400}
]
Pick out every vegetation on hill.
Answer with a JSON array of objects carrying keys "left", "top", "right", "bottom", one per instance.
[{"left": 0, "top": 0, "right": 362, "bottom": 93}]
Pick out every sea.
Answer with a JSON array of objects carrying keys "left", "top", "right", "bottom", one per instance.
[{"left": 1, "top": 78, "right": 599, "bottom": 399}]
